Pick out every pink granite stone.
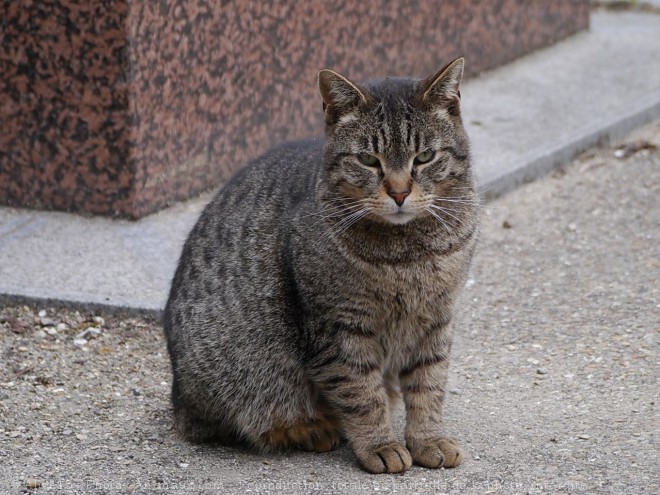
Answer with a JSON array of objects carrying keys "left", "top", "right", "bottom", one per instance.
[{"left": 0, "top": 0, "right": 589, "bottom": 218}]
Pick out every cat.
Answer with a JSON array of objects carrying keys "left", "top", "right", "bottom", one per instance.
[{"left": 163, "top": 57, "right": 480, "bottom": 474}]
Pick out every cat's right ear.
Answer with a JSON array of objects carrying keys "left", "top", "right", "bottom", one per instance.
[
  {"left": 420, "top": 57, "right": 464, "bottom": 116},
  {"left": 318, "top": 69, "right": 368, "bottom": 125}
]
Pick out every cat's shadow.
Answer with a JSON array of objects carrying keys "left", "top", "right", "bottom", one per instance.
[
  {"left": 191, "top": 436, "right": 351, "bottom": 461},
  {"left": 181, "top": 407, "right": 408, "bottom": 467}
]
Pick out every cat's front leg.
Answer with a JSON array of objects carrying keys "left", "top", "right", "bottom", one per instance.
[
  {"left": 310, "top": 328, "right": 412, "bottom": 474},
  {"left": 400, "top": 323, "right": 465, "bottom": 469}
]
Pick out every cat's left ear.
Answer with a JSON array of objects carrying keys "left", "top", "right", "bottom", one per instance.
[
  {"left": 318, "top": 69, "right": 368, "bottom": 125},
  {"left": 419, "top": 57, "right": 464, "bottom": 115}
]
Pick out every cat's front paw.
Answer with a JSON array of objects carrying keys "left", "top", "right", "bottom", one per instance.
[
  {"left": 408, "top": 437, "right": 464, "bottom": 469},
  {"left": 355, "top": 442, "right": 412, "bottom": 474}
]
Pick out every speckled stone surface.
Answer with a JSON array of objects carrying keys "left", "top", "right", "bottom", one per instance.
[
  {"left": 0, "top": 1, "right": 131, "bottom": 215},
  {"left": 0, "top": 0, "right": 589, "bottom": 218}
]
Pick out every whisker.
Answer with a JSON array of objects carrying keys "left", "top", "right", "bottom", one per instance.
[
  {"left": 311, "top": 208, "right": 360, "bottom": 229},
  {"left": 426, "top": 208, "right": 452, "bottom": 235},
  {"left": 433, "top": 196, "right": 481, "bottom": 204},
  {"left": 316, "top": 198, "right": 366, "bottom": 212},
  {"left": 302, "top": 199, "right": 367, "bottom": 219},
  {"left": 333, "top": 208, "right": 368, "bottom": 230},
  {"left": 433, "top": 196, "right": 499, "bottom": 211},
  {"left": 314, "top": 204, "right": 364, "bottom": 219},
  {"left": 451, "top": 183, "right": 496, "bottom": 194},
  {"left": 324, "top": 207, "right": 372, "bottom": 240},
  {"left": 320, "top": 197, "right": 368, "bottom": 206},
  {"left": 429, "top": 204, "right": 464, "bottom": 226},
  {"left": 334, "top": 209, "right": 370, "bottom": 237},
  {"left": 448, "top": 184, "right": 499, "bottom": 202}
]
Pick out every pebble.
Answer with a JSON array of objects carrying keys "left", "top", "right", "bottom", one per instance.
[
  {"left": 76, "top": 327, "right": 101, "bottom": 340},
  {"left": 73, "top": 338, "right": 88, "bottom": 347},
  {"left": 178, "top": 462, "right": 189, "bottom": 469},
  {"left": 449, "top": 388, "right": 463, "bottom": 395},
  {"left": 17, "top": 346, "right": 29, "bottom": 353},
  {"left": 62, "top": 429, "right": 73, "bottom": 436},
  {"left": 38, "top": 310, "right": 47, "bottom": 318},
  {"left": 537, "top": 368, "right": 548, "bottom": 375},
  {"left": 93, "top": 316, "right": 105, "bottom": 326},
  {"left": 34, "top": 330, "right": 47, "bottom": 339},
  {"left": 577, "top": 434, "right": 590, "bottom": 440},
  {"left": 25, "top": 479, "right": 42, "bottom": 489},
  {"left": 39, "top": 316, "right": 57, "bottom": 327},
  {"left": 46, "top": 327, "right": 58, "bottom": 336}
]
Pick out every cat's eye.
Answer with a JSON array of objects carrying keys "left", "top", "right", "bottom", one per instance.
[
  {"left": 414, "top": 150, "right": 435, "bottom": 165},
  {"left": 357, "top": 153, "right": 381, "bottom": 168}
]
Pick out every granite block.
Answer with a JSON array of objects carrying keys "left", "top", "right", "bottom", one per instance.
[{"left": 0, "top": 0, "right": 589, "bottom": 218}]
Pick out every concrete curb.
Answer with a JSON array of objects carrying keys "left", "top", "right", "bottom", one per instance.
[
  {"left": 0, "top": 292, "right": 163, "bottom": 319},
  {"left": 1, "top": 9, "right": 659, "bottom": 315},
  {"left": 480, "top": 90, "right": 660, "bottom": 200}
]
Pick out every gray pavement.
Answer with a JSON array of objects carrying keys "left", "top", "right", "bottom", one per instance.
[
  {"left": 1, "top": 9, "right": 660, "bottom": 314},
  {"left": 1, "top": 118, "right": 657, "bottom": 495}
]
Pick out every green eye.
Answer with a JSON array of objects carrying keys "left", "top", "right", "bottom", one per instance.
[
  {"left": 357, "top": 153, "right": 380, "bottom": 167},
  {"left": 414, "top": 150, "right": 435, "bottom": 165}
]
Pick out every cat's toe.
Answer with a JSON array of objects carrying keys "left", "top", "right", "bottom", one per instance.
[
  {"left": 409, "top": 437, "right": 464, "bottom": 469},
  {"left": 357, "top": 442, "right": 412, "bottom": 474}
]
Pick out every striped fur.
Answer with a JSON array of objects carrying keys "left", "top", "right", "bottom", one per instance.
[{"left": 164, "top": 58, "right": 479, "bottom": 473}]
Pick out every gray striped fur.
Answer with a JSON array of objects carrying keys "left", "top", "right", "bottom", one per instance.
[{"left": 164, "top": 58, "right": 479, "bottom": 473}]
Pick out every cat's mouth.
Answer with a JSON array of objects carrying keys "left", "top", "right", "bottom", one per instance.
[{"left": 380, "top": 209, "right": 418, "bottom": 225}]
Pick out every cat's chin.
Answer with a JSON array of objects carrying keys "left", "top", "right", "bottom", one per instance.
[{"left": 380, "top": 211, "right": 418, "bottom": 225}]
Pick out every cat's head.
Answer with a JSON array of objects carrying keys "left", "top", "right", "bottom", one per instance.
[{"left": 318, "top": 58, "right": 473, "bottom": 227}]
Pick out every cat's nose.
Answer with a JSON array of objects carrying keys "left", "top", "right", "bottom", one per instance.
[{"left": 387, "top": 188, "right": 410, "bottom": 207}]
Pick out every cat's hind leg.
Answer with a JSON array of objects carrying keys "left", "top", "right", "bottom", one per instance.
[
  {"left": 261, "top": 415, "right": 342, "bottom": 453},
  {"left": 173, "top": 408, "right": 233, "bottom": 444},
  {"left": 171, "top": 378, "right": 235, "bottom": 444}
]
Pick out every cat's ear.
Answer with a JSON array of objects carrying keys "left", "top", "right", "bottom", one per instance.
[
  {"left": 419, "top": 57, "right": 464, "bottom": 115},
  {"left": 318, "top": 69, "right": 368, "bottom": 125}
]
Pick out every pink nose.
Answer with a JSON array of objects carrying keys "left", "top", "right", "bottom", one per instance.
[{"left": 388, "top": 188, "right": 410, "bottom": 207}]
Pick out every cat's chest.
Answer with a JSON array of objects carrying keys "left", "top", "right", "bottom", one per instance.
[
  {"left": 358, "top": 259, "right": 458, "bottom": 333},
  {"left": 352, "top": 261, "right": 455, "bottom": 370}
]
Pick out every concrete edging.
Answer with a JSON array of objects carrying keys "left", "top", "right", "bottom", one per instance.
[{"left": 481, "top": 91, "right": 660, "bottom": 200}]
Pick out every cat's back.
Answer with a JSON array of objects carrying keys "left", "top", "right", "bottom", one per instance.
[
  {"left": 202, "top": 137, "right": 322, "bottom": 223},
  {"left": 165, "top": 138, "right": 322, "bottom": 337}
]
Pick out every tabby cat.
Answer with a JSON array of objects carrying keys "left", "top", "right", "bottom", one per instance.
[{"left": 164, "top": 57, "right": 480, "bottom": 474}]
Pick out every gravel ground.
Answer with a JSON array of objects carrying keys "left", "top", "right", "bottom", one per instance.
[{"left": 1, "top": 121, "right": 659, "bottom": 494}]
